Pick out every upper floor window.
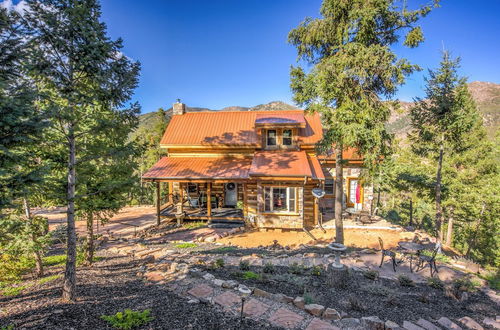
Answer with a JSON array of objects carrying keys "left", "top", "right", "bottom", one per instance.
[
  {"left": 266, "top": 129, "right": 277, "bottom": 146},
  {"left": 283, "top": 129, "right": 293, "bottom": 146}
]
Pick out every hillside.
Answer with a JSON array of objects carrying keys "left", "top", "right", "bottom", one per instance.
[
  {"left": 137, "top": 82, "right": 499, "bottom": 139},
  {"left": 387, "top": 81, "right": 500, "bottom": 139}
]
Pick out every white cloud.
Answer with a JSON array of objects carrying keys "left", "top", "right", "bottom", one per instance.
[{"left": 0, "top": 0, "right": 28, "bottom": 14}]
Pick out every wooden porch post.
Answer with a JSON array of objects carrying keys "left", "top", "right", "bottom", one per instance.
[
  {"left": 156, "top": 181, "right": 161, "bottom": 226},
  {"left": 168, "top": 182, "right": 173, "bottom": 204},
  {"left": 314, "top": 196, "right": 319, "bottom": 226},
  {"left": 207, "top": 182, "right": 212, "bottom": 221},
  {"left": 177, "top": 183, "right": 184, "bottom": 226},
  {"left": 243, "top": 183, "right": 247, "bottom": 217}
]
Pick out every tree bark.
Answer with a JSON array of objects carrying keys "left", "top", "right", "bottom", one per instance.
[
  {"left": 63, "top": 126, "right": 77, "bottom": 301},
  {"left": 24, "top": 198, "right": 44, "bottom": 277},
  {"left": 445, "top": 207, "right": 454, "bottom": 246},
  {"left": 435, "top": 137, "right": 444, "bottom": 244},
  {"left": 334, "top": 144, "right": 344, "bottom": 244},
  {"left": 85, "top": 214, "right": 94, "bottom": 265}
]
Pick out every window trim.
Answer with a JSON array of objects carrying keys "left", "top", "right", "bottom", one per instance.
[
  {"left": 263, "top": 186, "right": 299, "bottom": 214},
  {"left": 282, "top": 129, "right": 293, "bottom": 146},
  {"left": 266, "top": 129, "right": 277, "bottom": 146}
]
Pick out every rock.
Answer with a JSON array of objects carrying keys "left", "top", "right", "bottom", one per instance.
[
  {"left": 142, "top": 255, "right": 155, "bottom": 264},
  {"left": 169, "top": 262, "right": 179, "bottom": 273},
  {"left": 438, "top": 317, "right": 462, "bottom": 329},
  {"left": 273, "top": 293, "right": 293, "bottom": 303},
  {"left": 416, "top": 319, "right": 441, "bottom": 330},
  {"left": 221, "top": 280, "right": 238, "bottom": 289},
  {"left": 212, "top": 279, "right": 224, "bottom": 287},
  {"left": 305, "top": 304, "right": 325, "bottom": 316},
  {"left": 482, "top": 318, "right": 500, "bottom": 329},
  {"left": 253, "top": 288, "right": 271, "bottom": 298},
  {"left": 339, "top": 318, "right": 361, "bottom": 329},
  {"left": 340, "top": 310, "right": 349, "bottom": 319},
  {"left": 362, "top": 316, "right": 385, "bottom": 330},
  {"left": 323, "top": 308, "right": 341, "bottom": 320},
  {"left": 458, "top": 317, "right": 483, "bottom": 330},
  {"left": 293, "top": 296, "right": 305, "bottom": 309},
  {"left": 144, "top": 271, "right": 164, "bottom": 282},
  {"left": 53, "top": 309, "right": 64, "bottom": 314},
  {"left": 403, "top": 321, "right": 425, "bottom": 330},
  {"left": 187, "top": 298, "right": 200, "bottom": 304},
  {"left": 205, "top": 236, "right": 216, "bottom": 243},
  {"left": 202, "top": 273, "right": 215, "bottom": 281},
  {"left": 385, "top": 320, "right": 403, "bottom": 330}
]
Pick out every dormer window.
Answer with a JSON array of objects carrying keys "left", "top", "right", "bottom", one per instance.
[
  {"left": 267, "top": 129, "right": 277, "bottom": 146},
  {"left": 283, "top": 129, "right": 292, "bottom": 146}
]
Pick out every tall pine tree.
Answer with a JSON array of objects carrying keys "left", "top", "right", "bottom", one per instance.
[
  {"left": 288, "top": 0, "right": 438, "bottom": 243},
  {"left": 22, "top": 0, "right": 140, "bottom": 301},
  {"left": 410, "top": 52, "right": 479, "bottom": 245}
]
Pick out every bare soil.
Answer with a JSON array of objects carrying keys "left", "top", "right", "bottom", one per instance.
[
  {"left": 0, "top": 252, "right": 281, "bottom": 330},
  {"left": 219, "top": 228, "right": 416, "bottom": 249}
]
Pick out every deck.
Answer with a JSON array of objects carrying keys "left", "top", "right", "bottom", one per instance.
[{"left": 160, "top": 204, "right": 244, "bottom": 221}]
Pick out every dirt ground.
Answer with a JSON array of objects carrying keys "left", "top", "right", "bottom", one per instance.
[
  {"left": 37, "top": 206, "right": 156, "bottom": 237},
  {"left": 219, "top": 228, "right": 418, "bottom": 249}
]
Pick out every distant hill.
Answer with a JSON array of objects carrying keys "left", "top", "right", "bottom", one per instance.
[
  {"left": 137, "top": 82, "right": 499, "bottom": 140},
  {"left": 387, "top": 81, "right": 500, "bottom": 139}
]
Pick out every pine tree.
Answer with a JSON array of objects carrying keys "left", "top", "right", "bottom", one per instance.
[
  {"left": 410, "top": 52, "right": 479, "bottom": 245},
  {"left": 22, "top": 0, "right": 140, "bottom": 301},
  {"left": 288, "top": 0, "right": 438, "bottom": 243}
]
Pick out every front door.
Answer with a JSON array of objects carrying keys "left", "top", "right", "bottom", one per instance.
[{"left": 224, "top": 182, "right": 237, "bottom": 207}]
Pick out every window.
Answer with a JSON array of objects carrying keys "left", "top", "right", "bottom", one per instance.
[
  {"left": 266, "top": 129, "right": 277, "bottom": 146},
  {"left": 325, "top": 179, "right": 334, "bottom": 195},
  {"left": 264, "top": 187, "right": 297, "bottom": 213},
  {"left": 187, "top": 183, "right": 198, "bottom": 193},
  {"left": 283, "top": 129, "right": 293, "bottom": 146}
]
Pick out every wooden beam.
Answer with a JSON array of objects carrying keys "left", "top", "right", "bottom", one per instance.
[
  {"left": 207, "top": 182, "right": 212, "bottom": 218},
  {"left": 314, "top": 196, "right": 319, "bottom": 226},
  {"left": 243, "top": 183, "right": 248, "bottom": 217},
  {"left": 168, "top": 182, "right": 173, "bottom": 204},
  {"left": 156, "top": 181, "right": 161, "bottom": 226}
]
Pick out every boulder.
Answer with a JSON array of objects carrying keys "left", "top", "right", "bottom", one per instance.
[
  {"left": 416, "top": 319, "right": 441, "bottom": 330},
  {"left": 323, "top": 308, "right": 341, "bottom": 320},
  {"left": 305, "top": 304, "right": 325, "bottom": 316},
  {"left": 202, "top": 273, "right": 215, "bottom": 281},
  {"left": 221, "top": 280, "right": 238, "bottom": 289},
  {"left": 339, "top": 318, "right": 361, "bottom": 329},
  {"left": 144, "top": 271, "right": 164, "bottom": 282},
  {"left": 482, "top": 318, "right": 500, "bottom": 329},
  {"left": 437, "top": 317, "right": 462, "bottom": 329},
  {"left": 403, "top": 321, "right": 425, "bottom": 330},
  {"left": 273, "top": 293, "right": 293, "bottom": 303},
  {"left": 212, "top": 279, "right": 224, "bottom": 287},
  {"left": 457, "top": 317, "right": 483, "bottom": 330},
  {"left": 253, "top": 288, "right": 271, "bottom": 298},
  {"left": 362, "top": 316, "right": 385, "bottom": 330},
  {"left": 293, "top": 296, "right": 305, "bottom": 309},
  {"left": 205, "top": 236, "right": 216, "bottom": 243},
  {"left": 385, "top": 320, "right": 404, "bottom": 330}
]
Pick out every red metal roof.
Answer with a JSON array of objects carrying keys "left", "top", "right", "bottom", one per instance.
[
  {"left": 307, "top": 155, "right": 325, "bottom": 180},
  {"left": 255, "top": 113, "right": 306, "bottom": 127},
  {"left": 142, "top": 156, "right": 252, "bottom": 180},
  {"left": 161, "top": 110, "right": 322, "bottom": 147},
  {"left": 249, "top": 151, "right": 313, "bottom": 178}
]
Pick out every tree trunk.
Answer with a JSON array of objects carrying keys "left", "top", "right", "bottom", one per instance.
[
  {"left": 85, "top": 214, "right": 94, "bottom": 265},
  {"left": 466, "top": 202, "right": 485, "bottom": 257},
  {"left": 24, "top": 198, "right": 44, "bottom": 277},
  {"left": 435, "top": 137, "right": 444, "bottom": 244},
  {"left": 334, "top": 144, "right": 344, "bottom": 244},
  {"left": 445, "top": 207, "right": 454, "bottom": 246},
  {"left": 63, "top": 127, "right": 77, "bottom": 301}
]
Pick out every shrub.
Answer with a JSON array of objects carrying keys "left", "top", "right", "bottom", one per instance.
[
  {"left": 348, "top": 296, "right": 365, "bottom": 311},
  {"left": 101, "top": 309, "right": 153, "bottom": 330},
  {"left": 241, "top": 271, "right": 260, "bottom": 280},
  {"left": 481, "top": 271, "right": 500, "bottom": 291},
  {"left": 363, "top": 284, "right": 394, "bottom": 297},
  {"left": 175, "top": 242, "right": 198, "bottom": 249},
  {"left": 1, "top": 325, "right": 14, "bottom": 330},
  {"left": 303, "top": 292, "right": 314, "bottom": 304},
  {"left": 311, "top": 266, "right": 322, "bottom": 276},
  {"left": 215, "top": 258, "right": 225, "bottom": 268},
  {"left": 0, "top": 254, "right": 34, "bottom": 283},
  {"left": 452, "top": 277, "right": 478, "bottom": 293},
  {"left": 427, "top": 277, "right": 444, "bottom": 290},
  {"left": 43, "top": 255, "right": 67, "bottom": 267},
  {"left": 51, "top": 224, "right": 67, "bottom": 244},
  {"left": 397, "top": 274, "right": 415, "bottom": 287},
  {"left": 239, "top": 260, "right": 250, "bottom": 271},
  {"left": 263, "top": 263, "right": 275, "bottom": 274},
  {"left": 363, "top": 270, "right": 379, "bottom": 280},
  {"left": 208, "top": 246, "right": 237, "bottom": 254},
  {"left": 289, "top": 263, "right": 304, "bottom": 275}
]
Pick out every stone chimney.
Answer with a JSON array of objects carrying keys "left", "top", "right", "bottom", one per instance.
[{"left": 173, "top": 99, "right": 186, "bottom": 115}]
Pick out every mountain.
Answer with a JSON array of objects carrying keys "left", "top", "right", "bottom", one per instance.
[
  {"left": 387, "top": 81, "right": 500, "bottom": 139},
  {"left": 137, "top": 82, "right": 499, "bottom": 140}
]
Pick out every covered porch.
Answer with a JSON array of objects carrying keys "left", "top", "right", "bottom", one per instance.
[{"left": 142, "top": 156, "right": 253, "bottom": 225}]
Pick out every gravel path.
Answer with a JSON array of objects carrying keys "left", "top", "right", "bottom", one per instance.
[{"left": 0, "top": 253, "right": 281, "bottom": 329}]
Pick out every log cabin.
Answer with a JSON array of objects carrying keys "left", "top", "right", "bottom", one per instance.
[{"left": 142, "top": 101, "right": 372, "bottom": 229}]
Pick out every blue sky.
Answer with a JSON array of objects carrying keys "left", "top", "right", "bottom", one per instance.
[{"left": 43, "top": 1, "right": 500, "bottom": 112}]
